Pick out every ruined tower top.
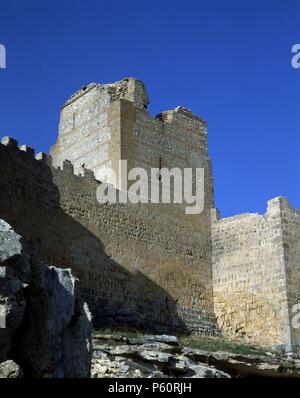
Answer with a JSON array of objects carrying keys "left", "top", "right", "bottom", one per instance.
[
  {"left": 62, "top": 78, "right": 150, "bottom": 111},
  {"left": 50, "top": 78, "right": 214, "bottom": 208}
]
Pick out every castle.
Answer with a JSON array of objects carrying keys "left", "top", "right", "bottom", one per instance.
[{"left": 1, "top": 77, "right": 300, "bottom": 354}]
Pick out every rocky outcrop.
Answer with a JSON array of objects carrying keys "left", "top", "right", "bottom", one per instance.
[
  {"left": 91, "top": 333, "right": 300, "bottom": 378},
  {"left": 0, "top": 220, "right": 22, "bottom": 263},
  {"left": 0, "top": 360, "right": 23, "bottom": 378},
  {"left": 0, "top": 220, "right": 29, "bottom": 362},
  {"left": 91, "top": 333, "right": 230, "bottom": 378},
  {"left": 181, "top": 348, "right": 300, "bottom": 378},
  {"left": 15, "top": 262, "right": 92, "bottom": 378},
  {"left": 0, "top": 219, "right": 92, "bottom": 378}
]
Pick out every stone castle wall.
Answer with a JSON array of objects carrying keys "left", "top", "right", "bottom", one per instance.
[
  {"left": 0, "top": 137, "right": 218, "bottom": 334},
  {"left": 212, "top": 198, "right": 300, "bottom": 351},
  {"left": 1, "top": 77, "right": 299, "bottom": 352}
]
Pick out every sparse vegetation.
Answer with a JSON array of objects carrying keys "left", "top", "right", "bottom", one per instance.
[
  {"left": 178, "top": 335, "right": 269, "bottom": 357},
  {"left": 93, "top": 327, "right": 143, "bottom": 340},
  {"left": 93, "top": 327, "right": 269, "bottom": 357}
]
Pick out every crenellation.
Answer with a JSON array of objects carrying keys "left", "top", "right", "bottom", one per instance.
[
  {"left": 35, "top": 152, "right": 52, "bottom": 165},
  {"left": 2, "top": 136, "right": 18, "bottom": 148},
  {"left": 19, "top": 145, "right": 35, "bottom": 157}
]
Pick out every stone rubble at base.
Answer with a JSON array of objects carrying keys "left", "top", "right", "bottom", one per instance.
[{"left": 91, "top": 332, "right": 300, "bottom": 378}]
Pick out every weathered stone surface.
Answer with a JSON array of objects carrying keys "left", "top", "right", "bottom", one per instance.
[
  {"left": 182, "top": 347, "right": 300, "bottom": 378},
  {"left": 92, "top": 332, "right": 300, "bottom": 378},
  {"left": 0, "top": 219, "right": 22, "bottom": 263},
  {"left": 186, "top": 363, "right": 229, "bottom": 378},
  {"left": 0, "top": 273, "right": 26, "bottom": 362},
  {"left": 142, "top": 334, "right": 179, "bottom": 345},
  {"left": 18, "top": 262, "right": 92, "bottom": 378},
  {"left": 0, "top": 221, "right": 28, "bottom": 362},
  {"left": 91, "top": 355, "right": 168, "bottom": 379},
  {"left": 0, "top": 360, "right": 23, "bottom": 378},
  {"left": 212, "top": 197, "right": 300, "bottom": 352},
  {"left": 0, "top": 219, "right": 92, "bottom": 378},
  {"left": 63, "top": 302, "right": 92, "bottom": 378},
  {"left": 91, "top": 333, "right": 231, "bottom": 378},
  {"left": 139, "top": 350, "right": 172, "bottom": 363}
]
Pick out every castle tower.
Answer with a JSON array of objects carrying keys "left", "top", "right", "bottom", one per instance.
[
  {"left": 50, "top": 77, "right": 215, "bottom": 209},
  {"left": 49, "top": 78, "right": 218, "bottom": 332}
]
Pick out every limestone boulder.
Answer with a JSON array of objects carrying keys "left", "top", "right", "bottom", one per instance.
[
  {"left": 91, "top": 333, "right": 232, "bottom": 378},
  {"left": 0, "top": 218, "right": 93, "bottom": 378},
  {"left": 0, "top": 220, "right": 22, "bottom": 264},
  {"left": 0, "top": 360, "right": 23, "bottom": 378},
  {"left": 18, "top": 262, "right": 92, "bottom": 378},
  {"left": 0, "top": 220, "right": 29, "bottom": 362}
]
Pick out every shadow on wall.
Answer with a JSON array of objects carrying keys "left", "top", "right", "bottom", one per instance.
[{"left": 0, "top": 143, "right": 185, "bottom": 333}]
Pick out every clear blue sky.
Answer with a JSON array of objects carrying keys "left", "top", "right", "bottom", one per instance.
[{"left": 0, "top": 0, "right": 299, "bottom": 217}]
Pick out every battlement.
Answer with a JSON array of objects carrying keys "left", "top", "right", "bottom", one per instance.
[
  {"left": 1, "top": 136, "right": 96, "bottom": 182},
  {"left": 2, "top": 136, "right": 47, "bottom": 162}
]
